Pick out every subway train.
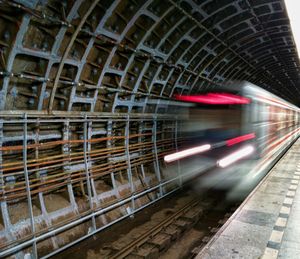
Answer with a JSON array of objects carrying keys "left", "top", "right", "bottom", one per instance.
[{"left": 165, "top": 81, "right": 300, "bottom": 172}]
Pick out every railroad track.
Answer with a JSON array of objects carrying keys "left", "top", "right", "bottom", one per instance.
[
  {"left": 107, "top": 197, "right": 204, "bottom": 259},
  {"left": 56, "top": 161, "right": 257, "bottom": 259},
  {"left": 103, "top": 185, "right": 241, "bottom": 259},
  {"left": 84, "top": 167, "right": 241, "bottom": 259}
]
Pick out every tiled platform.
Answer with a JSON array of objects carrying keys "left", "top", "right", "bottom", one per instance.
[{"left": 197, "top": 139, "right": 300, "bottom": 259}]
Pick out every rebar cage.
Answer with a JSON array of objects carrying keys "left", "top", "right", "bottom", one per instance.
[{"left": 0, "top": 114, "right": 189, "bottom": 257}]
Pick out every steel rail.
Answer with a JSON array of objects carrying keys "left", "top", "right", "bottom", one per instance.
[
  {"left": 0, "top": 171, "right": 194, "bottom": 257},
  {"left": 1, "top": 136, "right": 181, "bottom": 172},
  {"left": 1, "top": 140, "right": 161, "bottom": 173},
  {"left": 111, "top": 198, "right": 201, "bottom": 259},
  {"left": 0, "top": 140, "right": 174, "bottom": 180},
  {"left": 0, "top": 142, "right": 179, "bottom": 201},
  {"left": 0, "top": 148, "right": 175, "bottom": 200},
  {"left": 0, "top": 151, "right": 173, "bottom": 202},
  {"left": 0, "top": 131, "right": 170, "bottom": 151},
  {"left": 2, "top": 140, "right": 173, "bottom": 177},
  {"left": 0, "top": 177, "right": 164, "bottom": 250},
  {"left": 0, "top": 113, "right": 181, "bottom": 122}
]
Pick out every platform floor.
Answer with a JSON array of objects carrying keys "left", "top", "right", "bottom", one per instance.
[{"left": 197, "top": 139, "right": 300, "bottom": 259}]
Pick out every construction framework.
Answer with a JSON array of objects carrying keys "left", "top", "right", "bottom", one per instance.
[{"left": 0, "top": 0, "right": 300, "bottom": 257}]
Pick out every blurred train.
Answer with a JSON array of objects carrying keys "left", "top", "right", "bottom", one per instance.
[{"left": 165, "top": 81, "right": 300, "bottom": 171}]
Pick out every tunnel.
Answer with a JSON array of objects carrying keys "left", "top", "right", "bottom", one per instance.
[{"left": 1, "top": 0, "right": 300, "bottom": 258}]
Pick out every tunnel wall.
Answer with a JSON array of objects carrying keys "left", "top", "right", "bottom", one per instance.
[
  {"left": 1, "top": 114, "right": 184, "bottom": 258},
  {"left": 0, "top": 0, "right": 299, "bottom": 257}
]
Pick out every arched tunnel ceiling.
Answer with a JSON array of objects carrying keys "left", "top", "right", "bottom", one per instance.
[{"left": 0, "top": 0, "right": 300, "bottom": 113}]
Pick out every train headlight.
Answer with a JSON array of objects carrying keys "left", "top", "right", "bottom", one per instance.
[{"left": 217, "top": 145, "right": 255, "bottom": 168}]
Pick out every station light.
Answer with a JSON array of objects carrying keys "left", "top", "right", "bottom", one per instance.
[
  {"left": 174, "top": 93, "right": 250, "bottom": 105},
  {"left": 226, "top": 133, "right": 256, "bottom": 146},
  {"left": 217, "top": 145, "right": 255, "bottom": 168},
  {"left": 285, "top": 0, "right": 300, "bottom": 60},
  {"left": 164, "top": 144, "right": 211, "bottom": 163}
]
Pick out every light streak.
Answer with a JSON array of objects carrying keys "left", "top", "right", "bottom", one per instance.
[
  {"left": 217, "top": 145, "right": 255, "bottom": 168},
  {"left": 164, "top": 144, "right": 211, "bottom": 163}
]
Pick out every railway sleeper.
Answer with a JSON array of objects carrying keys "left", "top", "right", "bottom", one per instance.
[
  {"left": 125, "top": 210, "right": 202, "bottom": 258},
  {"left": 180, "top": 208, "right": 203, "bottom": 223},
  {"left": 173, "top": 218, "right": 193, "bottom": 232},
  {"left": 127, "top": 243, "right": 159, "bottom": 259},
  {"left": 163, "top": 225, "right": 181, "bottom": 241},
  {"left": 147, "top": 233, "right": 172, "bottom": 251}
]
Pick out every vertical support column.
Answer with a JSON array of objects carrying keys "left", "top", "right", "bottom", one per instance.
[
  {"left": 0, "top": 119, "right": 15, "bottom": 245},
  {"left": 87, "top": 119, "right": 107, "bottom": 225},
  {"left": 175, "top": 117, "right": 182, "bottom": 187},
  {"left": 107, "top": 119, "right": 121, "bottom": 199},
  {"left": 35, "top": 119, "right": 58, "bottom": 249},
  {"left": 153, "top": 116, "right": 163, "bottom": 197},
  {"left": 87, "top": 120, "right": 99, "bottom": 206},
  {"left": 63, "top": 120, "right": 78, "bottom": 212},
  {"left": 125, "top": 115, "right": 135, "bottom": 215},
  {"left": 140, "top": 164, "right": 146, "bottom": 180},
  {"left": 138, "top": 121, "right": 149, "bottom": 187},
  {"left": 83, "top": 115, "right": 96, "bottom": 231},
  {"left": 23, "top": 114, "right": 37, "bottom": 258}
]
